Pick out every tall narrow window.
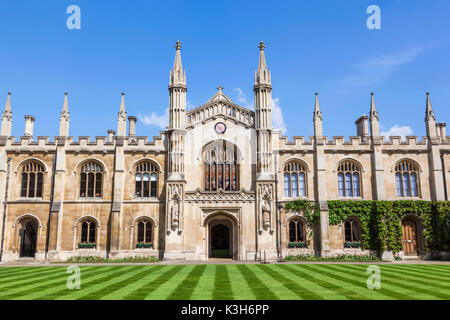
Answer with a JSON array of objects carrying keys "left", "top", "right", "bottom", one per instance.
[
  {"left": 80, "top": 219, "right": 96, "bottom": 244},
  {"left": 135, "top": 161, "right": 159, "bottom": 198},
  {"left": 344, "top": 218, "right": 360, "bottom": 243},
  {"left": 20, "top": 161, "right": 44, "bottom": 198},
  {"left": 395, "top": 160, "right": 419, "bottom": 197},
  {"left": 283, "top": 161, "right": 307, "bottom": 198},
  {"left": 137, "top": 219, "right": 153, "bottom": 245},
  {"left": 79, "top": 162, "right": 103, "bottom": 198},
  {"left": 337, "top": 160, "right": 361, "bottom": 198},
  {"left": 204, "top": 141, "right": 239, "bottom": 191},
  {"left": 288, "top": 219, "right": 306, "bottom": 243}
]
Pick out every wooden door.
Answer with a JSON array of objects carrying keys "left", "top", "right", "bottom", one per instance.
[{"left": 402, "top": 218, "right": 418, "bottom": 256}]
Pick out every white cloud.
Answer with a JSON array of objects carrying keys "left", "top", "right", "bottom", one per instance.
[
  {"left": 138, "top": 109, "right": 169, "bottom": 129},
  {"left": 234, "top": 88, "right": 253, "bottom": 109},
  {"left": 272, "top": 97, "right": 287, "bottom": 134},
  {"left": 186, "top": 101, "right": 196, "bottom": 110},
  {"left": 339, "top": 46, "right": 424, "bottom": 92},
  {"left": 380, "top": 124, "right": 414, "bottom": 140}
]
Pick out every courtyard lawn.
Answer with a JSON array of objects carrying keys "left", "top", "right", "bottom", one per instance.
[{"left": 0, "top": 264, "right": 448, "bottom": 300}]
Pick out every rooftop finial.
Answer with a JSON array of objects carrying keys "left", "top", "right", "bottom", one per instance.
[
  {"left": 425, "top": 91, "right": 435, "bottom": 121},
  {"left": 370, "top": 92, "right": 378, "bottom": 120},
  {"left": 217, "top": 86, "right": 223, "bottom": 92},
  {"left": 175, "top": 41, "right": 182, "bottom": 50},
  {"left": 258, "top": 41, "right": 265, "bottom": 50}
]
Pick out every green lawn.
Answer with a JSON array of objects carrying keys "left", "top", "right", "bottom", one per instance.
[{"left": 0, "top": 264, "right": 448, "bottom": 300}]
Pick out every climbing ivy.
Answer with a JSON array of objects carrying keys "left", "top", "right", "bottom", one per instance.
[{"left": 284, "top": 199, "right": 320, "bottom": 225}]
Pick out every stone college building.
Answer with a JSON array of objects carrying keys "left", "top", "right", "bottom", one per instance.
[{"left": 0, "top": 42, "right": 448, "bottom": 262}]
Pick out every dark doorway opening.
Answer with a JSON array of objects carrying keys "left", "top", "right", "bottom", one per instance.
[
  {"left": 210, "top": 224, "right": 231, "bottom": 258},
  {"left": 20, "top": 220, "right": 37, "bottom": 258}
]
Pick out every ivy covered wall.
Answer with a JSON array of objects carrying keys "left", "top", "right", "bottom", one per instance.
[{"left": 284, "top": 200, "right": 450, "bottom": 255}]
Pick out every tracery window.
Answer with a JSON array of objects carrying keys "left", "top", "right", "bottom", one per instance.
[
  {"left": 337, "top": 161, "right": 361, "bottom": 197},
  {"left": 344, "top": 218, "right": 360, "bottom": 243},
  {"left": 283, "top": 161, "right": 307, "bottom": 197},
  {"left": 395, "top": 160, "right": 419, "bottom": 197},
  {"left": 137, "top": 219, "right": 153, "bottom": 244},
  {"left": 204, "top": 141, "right": 239, "bottom": 191},
  {"left": 20, "top": 161, "right": 44, "bottom": 198},
  {"left": 80, "top": 219, "right": 96, "bottom": 244},
  {"left": 135, "top": 162, "right": 158, "bottom": 198},
  {"left": 79, "top": 162, "right": 103, "bottom": 198},
  {"left": 289, "top": 219, "right": 306, "bottom": 242}
]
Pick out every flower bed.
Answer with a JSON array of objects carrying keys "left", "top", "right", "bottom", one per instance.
[
  {"left": 61, "top": 256, "right": 160, "bottom": 263},
  {"left": 283, "top": 253, "right": 381, "bottom": 262}
]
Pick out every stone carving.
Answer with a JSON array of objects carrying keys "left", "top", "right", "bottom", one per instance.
[
  {"left": 185, "top": 188, "right": 255, "bottom": 202},
  {"left": 168, "top": 184, "right": 183, "bottom": 232},
  {"left": 258, "top": 184, "right": 273, "bottom": 232}
]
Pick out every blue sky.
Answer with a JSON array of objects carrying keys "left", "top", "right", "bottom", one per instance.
[{"left": 0, "top": 0, "right": 449, "bottom": 140}]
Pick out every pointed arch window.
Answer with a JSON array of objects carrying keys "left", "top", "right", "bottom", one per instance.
[
  {"left": 337, "top": 161, "right": 361, "bottom": 197},
  {"left": 288, "top": 219, "right": 306, "bottom": 243},
  {"left": 395, "top": 160, "right": 419, "bottom": 197},
  {"left": 135, "top": 162, "right": 158, "bottom": 198},
  {"left": 283, "top": 161, "right": 307, "bottom": 198},
  {"left": 78, "top": 219, "right": 97, "bottom": 248},
  {"left": 79, "top": 162, "right": 103, "bottom": 198},
  {"left": 20, "top": 161, "right": 44, "bottom": 198},
  {"left": 344, "top": 218, "right": 360, "bottom": 243},
  {"left": 136, "top": 219, "right": 153, "bottom": 248},
  {"left": 204, "top": 141, "right": 239, "bottom": 191}
]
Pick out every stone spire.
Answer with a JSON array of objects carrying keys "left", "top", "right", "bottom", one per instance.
[
  {"left": 1, "top": 92, "right": 12, "bottom": 136},
  {"left": 369, "top": 92, "right": 380, "bottom": 137},
  {"left": 59, "top": 92, "right": 70, "bottom": 136},
  {"left": 313, "top": 93, "right": 323, "bottom": 137},
  {"left": 169, "top": 41, "right": 186, "bottom": 88},
  {"left": 117, "top": 93, "right": 127, "bottom": 136},
  {"left": 425, "top": 92, "right": 435, "bottom": 121},
  {"left": 369, "top": 92, "right": 379, "bottom": 120},
  {"left": 425, "top": 92, "right": 437, "bottom": 138},
  {"left": 254, "top": 41, "right": 271, "bottom": 86}
]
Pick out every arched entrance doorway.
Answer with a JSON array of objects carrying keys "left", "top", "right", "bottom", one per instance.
[
  {"left": 20, "top": 220, "right": 38, "bottom": 258},
  {"left": 402, "top": 217, "right": 418, "bottom": 256},
  {"left": 210, "top": 224, "right": 231, "bottom": 258},
  {"left": 205, "top": 213, "right": 238, "bottom": 260}
]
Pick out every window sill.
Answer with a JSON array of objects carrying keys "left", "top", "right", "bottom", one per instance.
[
  {"left": 282, "top": 196, "right": 308, "bottom": 201},
  {"left": 78, "top": 197, "right": 103, "bottom": 201},
  {"left": 394, "top": 196, "right": 421, "bottom": 200},
  {"left": 337, "top": 197, "right": 363, "bottom": 201}
]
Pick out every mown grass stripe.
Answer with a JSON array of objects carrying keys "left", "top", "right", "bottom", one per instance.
[
  {"left": 382, "top": 265, "right": 450, "bottom": 282},
  {"left": 99, "top": 266, "right": 168, "bottom": 300},
  {"left": 52, "top": 266, "right": 137, "bottom": 300},
  {"left": 5, "top": 267, "right": 113, "bottom": 300},
  {"left": 236, "top": 265, "right": 278, "bottom": 300},
  {"left": 0, "top": 267, "right": 63, "bottom": 287},
  {"left": 0, "top": 267, "right": 82, "bottom": 298},
  {"left": 256, "top": 264, "right": 324, "bottom": 300},
  {"left": 190, "top": 265, "right": 216, "bottom": 300},
  {"left": 145, "top": 265, "right": 194, "bottom": 300},
  {"left": 167, "top": 265, "right": 207, "bottom": 300},
  {"left": 343, "top": 265, "right": 446, "bottom": 300},
  {"left": 226, "top": 264, "right": 256, "bottom": 299},
  {"left": 394, "top": 265, "right": 450, "bottom": 279},
  {"left": 329, "top": 265, "right": 417, "bottom": 300},
  {"left": 299, "top": 264, "right": 373, "bottom": 300},
  {"left": 75, "top": 266, "right": 153, "bottom": 300},
  {"left": 323, "top": 264, "right": 413, "bottom": 300},
  {"left": 378, "top": 266, "right": 450, "bottom": 290},
  {"left": 212, "top": 265, "right": 233, "bottom": 300},
  {"left": 123, "top": 265, "right": 184, "bottom": 300},
  {"left": 411, "top": 265, "right": 450, "bottom": 273},
  {"left": 278, "top": 265, "right": 346, "bottom": 299}
]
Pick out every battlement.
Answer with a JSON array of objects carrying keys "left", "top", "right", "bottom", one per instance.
[{"left": 0, "top": 131, "right": 168, "bottom": 151}]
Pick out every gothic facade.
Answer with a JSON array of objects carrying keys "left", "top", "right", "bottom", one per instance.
[{"left": 0, "top": 42, "right": 448, "bottom": 262}]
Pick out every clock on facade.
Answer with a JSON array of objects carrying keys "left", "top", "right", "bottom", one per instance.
[{"left": 214, "top": 122, "right": 226, "bottom": 134}]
